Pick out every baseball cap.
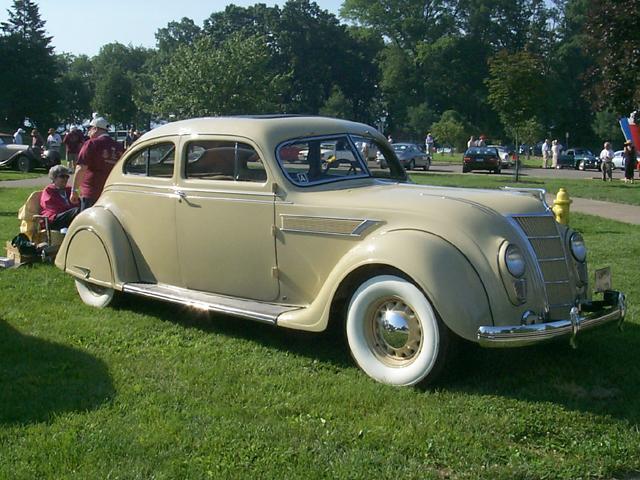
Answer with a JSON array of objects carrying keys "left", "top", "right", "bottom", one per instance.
[{"left": 90, "top": 117, "right": 109, "bottom": 130}]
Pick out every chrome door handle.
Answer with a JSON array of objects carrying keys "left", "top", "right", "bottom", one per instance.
[{"left": 175, "top": 190, "right": 186, "bottom": 199}]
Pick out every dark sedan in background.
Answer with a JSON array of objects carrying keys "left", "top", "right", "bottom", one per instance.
[
  {"left": 462, "top": 146, "right": 502, "bottom": 174},
  {"left": 557, "top": 148, "right": 601, "bottom": 171}
]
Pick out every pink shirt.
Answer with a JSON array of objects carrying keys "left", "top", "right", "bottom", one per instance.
[
  {"left": 77, "top": 133, "right": 123, "bottom": 200},
  {"left": 40, "top": 184, "right": 77, "bottom": 222}
]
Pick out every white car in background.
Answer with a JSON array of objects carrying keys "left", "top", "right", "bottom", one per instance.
[
  {"left": 612, "top": 150, "right": 624, "bottom": 170},
  {"left": 487, "top": 145, "right": 514, "bottom": 168}
]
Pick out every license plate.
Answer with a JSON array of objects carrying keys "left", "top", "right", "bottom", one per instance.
[
  {"left": 475, "top": 157, "right": 483, "bottom": 162},
  {"left": 594, "top": 266, "right": 612, "bottom": 292}
]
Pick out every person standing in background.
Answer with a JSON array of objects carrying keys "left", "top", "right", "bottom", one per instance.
[
  {"left": 31, "top": 129, "right": 44, "bottom": 156},
  {"left": 599, "top": 142, "right": 614, "bottom": 181},
  {"left": 551, "top": 139, "right": 561, "bottom": 168},
  {"left": 541, "top": 139, "right": 551, "bottom": 168},
  {"left": 70, "top": 117, "right": 123, "bottom": 211},
  {"left": 13, "top": 127, "right": 25, "bottom": 145},
  {"left": 425, "top": 132, "right": 434, "bottom": 154},
  {"left": 623, "top": 140, "right": 637, "bottom": 184},
  {"left": 63, "top": 126, "right": 85, "bottom": 169}
]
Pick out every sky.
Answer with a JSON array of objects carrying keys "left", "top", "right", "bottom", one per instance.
[{"left": 0, "top": 0, "right": 346, "bottom": 57}]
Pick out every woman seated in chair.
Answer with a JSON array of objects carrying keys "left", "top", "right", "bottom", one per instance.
[{"left": 40, "top": 165, "right": 80, "bottom": 230}]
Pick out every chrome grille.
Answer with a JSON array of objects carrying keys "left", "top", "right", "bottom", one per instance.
[{"left": 513, "top": 215, "right": 573, "bottom": 319}]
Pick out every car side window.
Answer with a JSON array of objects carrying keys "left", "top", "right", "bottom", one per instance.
[
  {"left": 124, "top": 142, "right": 175, "bottom": 178},
  {"left": 184, "top": 140, "right": 266, "bottom": 183}
]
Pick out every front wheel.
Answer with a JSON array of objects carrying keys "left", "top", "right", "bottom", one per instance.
[
  {"left": 75, "top": 279, "right": 117, "bottom": 308},
  {"left": 407, "top": 159, "right": 415, "bottom": 170},
  {"left": 578, "top": 160, "right": 585, "bottom": 171},
  {"left": 346, "top": 275, "right": 450, "bottom": 386}
]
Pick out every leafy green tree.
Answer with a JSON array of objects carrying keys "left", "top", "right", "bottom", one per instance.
[
  {"left": 153, "top": 34, "right": 287, "bottom": 118},
  {"left": 91, "top": 43, "right": 154, "bottom": 127},
  {"left": 155, "top": 17, "right": 202, "bottom": 57},
  {"left": 55, "top": 54, "right": 93, "bottom": 125},
  {"left": 319, "top": 86, "right": 354, "bottom": 119},
  {"left": 430, "top": 110, "right": 467, "bottom": 152},
  {"left": 0, "top": 0, "right": 59, "bottom": 129},
  {"left": 519, "top": 117, "right": 544, "bottom": 158},
  {"left": 592, "top": 110, "right": 625, "bottom": 146},
  {"left": 583, "top": 0, "right": 640, "bottom": 113},
  {"left": 486, "top": 50, "right": 546, "bottom": 145}
]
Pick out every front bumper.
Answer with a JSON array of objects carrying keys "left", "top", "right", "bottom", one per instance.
[{"left": 477, "top": 290, "right": 626, "bottom": 348}]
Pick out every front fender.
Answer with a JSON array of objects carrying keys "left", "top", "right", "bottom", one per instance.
[
  {"left": 55, "top": 206, "right": 139, "bottom": 288},
  {"left": 277, "top": 229, "right": 492, "bottom": 341}
]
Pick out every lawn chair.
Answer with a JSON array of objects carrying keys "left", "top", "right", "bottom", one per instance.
[{"left": 17, "top": 190, "right": 65, "bottom": 257}]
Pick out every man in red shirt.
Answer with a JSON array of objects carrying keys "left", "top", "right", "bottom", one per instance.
[
  {"left": 70, "top": 117, "right": 123, "bottom": 211},
  {"left": 62, "top": 126, "right": 85, "bottom": 169}
]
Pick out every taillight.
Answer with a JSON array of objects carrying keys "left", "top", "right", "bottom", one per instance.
[{"left": 463, "top": 157, "right": 471, "bottom": 162}]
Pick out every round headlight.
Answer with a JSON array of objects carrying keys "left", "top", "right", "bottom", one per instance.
[
  {"left": 570, "top": 232, "right": 587, "bottom": 262},
  {"left": 505, "top": 244, "right": 526, "bottom": 278}
]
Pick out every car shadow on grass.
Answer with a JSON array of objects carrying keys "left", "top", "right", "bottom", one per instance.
[
  {"left": 0, "top": 318, "right": 115, "bottom": 425},
  {"left": 437, "top": 322, "right": 640, "bottom": 425},
  {"left": 114, "top": 297, "right": 353, "bottom": 370}
]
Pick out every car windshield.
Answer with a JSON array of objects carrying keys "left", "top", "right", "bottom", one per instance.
[
  {"left": 574, "top": 149, "right": 592, "bottom": 155},
  {"left": 276, "top": 134, "right": 407, "bottom": 187},
  {"left": 0, "top": 135, "right": 13, "bottom": 144}
]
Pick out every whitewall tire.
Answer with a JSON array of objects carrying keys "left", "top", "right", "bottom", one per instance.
[
  {"left": 75, "top": 279, "right": 116, "bottom": 308},
  {"left": 346, "top": 275, "right": 449, "bottom": 386}
]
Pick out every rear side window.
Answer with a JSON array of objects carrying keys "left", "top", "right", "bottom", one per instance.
[
  {"left": 124, "top": 142, "right": 175, "bottom": 178},
  {"left": 184, "top": 140, "right": 266, "bottom": 183}
]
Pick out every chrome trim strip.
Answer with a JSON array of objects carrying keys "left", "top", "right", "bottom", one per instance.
[
  {"left": 477, "top": 291, "right": 625, "bottom": 347},
  {"left": 538, "top": 257, "right": 565, "bottom": 262},
  {"left": 280, "top": 214, "right": 381, "bottom": 237},
  {"left": 123, "top": 283, "right": 300, "bottom": 325}
]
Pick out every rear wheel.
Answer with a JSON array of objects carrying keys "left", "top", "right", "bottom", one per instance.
[
  {"left": 75, "top": 279, "right": 117, "bottom": 308},
  {"left": 423, "top": 159, "right": 430, "bottom": 171},
  {"left": 16, "top": 155, "right": 31, "bottom": 173},
  {"left": 407, "top": 159, "right": 415, "bottom": 170},
  {"left": 346, "top": 275, "right": 451, "bottom": 386}
]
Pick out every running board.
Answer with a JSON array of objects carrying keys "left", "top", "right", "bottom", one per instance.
[{"left": 123, "top": 283, "right": 301, "bottom": 325}]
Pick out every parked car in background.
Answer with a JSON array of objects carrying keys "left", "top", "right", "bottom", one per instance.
[
  {"left": 55, "top": 115, "right": 626, "bottom": 387},
  {"left": 557, "top": 148, "right": 601, "bottom": 171},
  {"left": 612, "top": 150, "right": 625, "bottom": 170},
  {"left": 435, "top": 143, "right": 454, "bottom": 154},
  {"left": 462, "top": 146, "right": 502, "bottom": 173},
  {"left": 0, "top": 132, "right": 59, "bottom": 172},
  {"left": 389, "top": 142, "right": 431, "bottom": 170},
  {"left": 487, "top": 145, "right": 514, "bottom": 168}
]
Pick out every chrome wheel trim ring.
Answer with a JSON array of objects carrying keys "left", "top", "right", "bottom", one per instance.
[{"left": 365, "top": 296, "right": 423, "bottom": 366}]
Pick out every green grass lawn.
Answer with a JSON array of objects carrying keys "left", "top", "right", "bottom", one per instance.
[
  {"left": 0, "top": 170, "right": 45, "bottom": 182},
  {"left": 411, "top": 172, "right": 640, "bottom": 206},
  {"left": 0, "top": 186, "right": 639, "bottom": 478}
]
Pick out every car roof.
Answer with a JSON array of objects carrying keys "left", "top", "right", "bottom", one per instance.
[{"left": 138, "top": 116, "right": 382, "bottom": 145}]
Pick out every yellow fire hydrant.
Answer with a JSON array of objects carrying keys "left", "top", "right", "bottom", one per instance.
[{"left": 552, "top": 187, "right": 572, "bottom": 225}]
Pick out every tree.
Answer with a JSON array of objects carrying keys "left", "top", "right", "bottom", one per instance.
[
  {"left": 153, "top": 34, "right": 287, "bottom": 118},
  {"left": 155, "top": 17, "right": 202, "bottom": 58},
  {"left": 430, "top": 110, "right": 467, "bottom": 152},
  {"left": 486, "top": 50, "right": 546, "bottom": 145},
  {"left": 583, "top": 0, "right": 640, "bottom": 114},
  {"left": 91, "top": 43, "right": 154, "bottom": 127},
  {"left": 0, "top": 0, "right": 59, "bottom": 129},
  {"left": 591, "top": 110, "right": 625, "bottom": 146},
  {"left": 56, "top": 54, "right": 93, "bottom": 125},
  {"left": 319, "top": 86, "right": 354, "bottom": 119}
]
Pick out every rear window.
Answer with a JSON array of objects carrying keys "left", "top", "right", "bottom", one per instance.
[{"left": 466, "top": 147, "right": 497, "bottom": 155}]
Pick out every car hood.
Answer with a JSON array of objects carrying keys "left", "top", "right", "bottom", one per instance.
[
  {"left": 302, "top": 181, "right": 550, "bottom": 244},
  {"left": 3, "top": 144, "right": 28, "bottom": 153}
]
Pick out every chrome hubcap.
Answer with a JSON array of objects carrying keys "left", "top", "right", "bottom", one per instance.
[{"left": 367, "top": 297, "right": 422, "bottom": 366}]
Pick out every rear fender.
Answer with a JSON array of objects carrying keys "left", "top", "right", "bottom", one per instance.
[{"left": 55, "top": 207, "right": 138, "bottom": 289}]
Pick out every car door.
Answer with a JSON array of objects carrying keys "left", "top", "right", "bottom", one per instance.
[
  {"left": 110, "top": 139, "right": 181, "bottom": 285},
  {"left": 174, "top": 137, "right": 279, "bottom": 301}
]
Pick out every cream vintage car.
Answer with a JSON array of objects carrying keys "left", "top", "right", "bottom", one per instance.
[{"left": 55, "top": 116, "right": 626, "bottom": 386}]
